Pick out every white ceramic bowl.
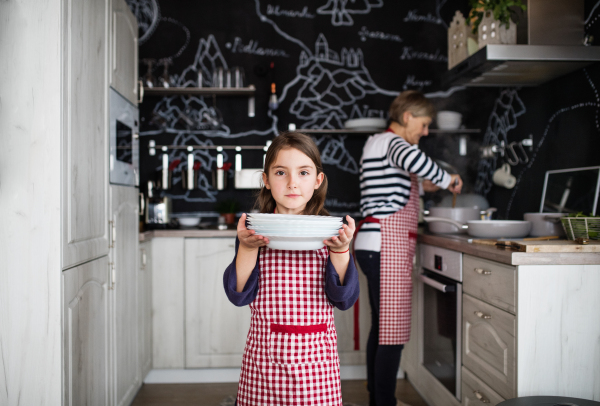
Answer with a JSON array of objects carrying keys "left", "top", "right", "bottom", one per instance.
[
  {"left": 436, "top": 111, "right": 462, "bottom": 130},
  {"left": 177, "top": 217, "right": 201, "bottom": 227},
  {"left": 344, "top": 118, "right": 387, "bottom": 131}
]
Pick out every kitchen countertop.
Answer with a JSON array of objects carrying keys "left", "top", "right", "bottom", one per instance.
[
  {"left": 418, "top": 232, "right": 600, "bottom": 266},
  {"left": 139, "top": 228, "right": 237, "bottom": 241},
  {"left": 139, "top": 229, "right": 600, "bottom": 265}
]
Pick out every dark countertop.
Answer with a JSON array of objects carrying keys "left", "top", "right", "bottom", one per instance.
[{"left": 418, "top": 232, "right": 600, "bottom": 266}]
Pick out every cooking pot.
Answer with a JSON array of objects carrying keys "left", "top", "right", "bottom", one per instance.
[
  {"left": 423, "top": 217, "right": 532, "bottom": 238},
  {"left": 424, "top": 207, "right": 481, "bottom": 233},
  {"left": 437, "top": 193, "right": 489, "bottom": 210},
  {"left": 523, "top": 213, "right": 566, "bottom": 237},
  {"left": 424, "top": 207, "right": 497, "bottom": 234}
]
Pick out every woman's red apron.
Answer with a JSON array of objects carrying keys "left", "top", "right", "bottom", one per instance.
[
  {"left": 237, "top": 246, "right": 342, "bottom": 406},
  {"left": 379, "top": 173, "right": 419, "bottom": 344}
]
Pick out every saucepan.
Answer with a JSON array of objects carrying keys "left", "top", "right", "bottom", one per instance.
[
  {"left": 523, "top": 213, "right": 566, "bottom": 237},
  {"left": 423, "top": 217, "right": 532, "bottom": 238},
  {"left": 424, "top": 207, "right": 497, "bottom": 234}
]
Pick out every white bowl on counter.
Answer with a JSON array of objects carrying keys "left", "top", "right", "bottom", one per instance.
[{"left": 177, "top": 217, "right": 201, "bottom": 227}]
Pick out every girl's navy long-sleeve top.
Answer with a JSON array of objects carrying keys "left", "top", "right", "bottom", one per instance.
[{"left": 223, "top": 237, "right": 360, "bottom": 310}]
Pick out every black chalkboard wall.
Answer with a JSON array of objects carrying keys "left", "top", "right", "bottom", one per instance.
[{"left": 130, "top": 0, "right": 600, "bottom": 220}]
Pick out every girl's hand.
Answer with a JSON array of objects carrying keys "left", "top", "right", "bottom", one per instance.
[
  {"left": 448, "top": 174, "right": 463, "bottom": 194},
  {"left": 237, "top": 213, "right": 269, "bottom": 250},
  {"left": 324, "top": 215, "right": 355, "bottom": 252}
]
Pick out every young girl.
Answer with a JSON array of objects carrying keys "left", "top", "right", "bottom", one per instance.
[{"left": 223, "top": 131, "right": 360, "bottom": 406}]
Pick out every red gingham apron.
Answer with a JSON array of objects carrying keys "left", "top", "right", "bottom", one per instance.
[
  {"left": 378, "top": 173, "right": 419, "bottom": 345},
  {"left": 237, "top": 246, "right": 342, "bottom": 406}
]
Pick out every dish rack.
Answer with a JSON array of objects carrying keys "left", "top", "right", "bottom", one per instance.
[{"left": 561, "top": 217, "right": 600, "bottom": 240}]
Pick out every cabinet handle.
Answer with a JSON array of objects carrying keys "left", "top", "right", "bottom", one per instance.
[
  {"left": 139, "top": 192, "right": 145, "bottom": 216},
  {"left": 109, "top": 220, "right": 116, "bottom": 248},
  {"left": 138, "top": 80, "right": 144, "bottom": 103},
  {"left": 473, "top": 390, "right": 490, "bottom": 403},
  {"left": 474, "top": 311, "right": 491, "bottom": 319},
  {"left": 141, "top": 248, "right": 147, "bottom": 269},
  {"left": 109, "top": 262, "right": 116, "bottom": 290},
  {"left": 474, "top": 268, "right": 491, "bottom": 275}
]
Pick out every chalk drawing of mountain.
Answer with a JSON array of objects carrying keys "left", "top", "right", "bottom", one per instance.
[
  {"left": 288, "top": 34, "right": 381, "bottom": 128},
  {"left": 178, "top": 34, "right": 229, "bottom": 88}
]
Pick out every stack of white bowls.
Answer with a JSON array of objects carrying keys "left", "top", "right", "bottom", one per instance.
[
  {"left": 436, "top": 111, "right": 462, "bottom": 130},
  {"left": 247, "top": 213, "right": 343, "bottom": 250}
]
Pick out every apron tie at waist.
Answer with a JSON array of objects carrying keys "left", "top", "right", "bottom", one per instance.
[
  {"left": 270, "top": 323, "right": 327, "bottom": 334},
  {"left": 351, "top": 216, "right": 380, "bottom": 351}
]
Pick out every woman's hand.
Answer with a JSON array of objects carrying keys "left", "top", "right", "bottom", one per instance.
[
  {"left": 422, "top": 179, "right": 440, "bottom": 193},
  {"left": 448, "top": 174, "right": 463, "bottom": 194},
  {"left": 237, "top": 213, "right": 269, "bottom": 250},
  {"left": 324, "top": 215, "right": 356, "bottom": 252}
]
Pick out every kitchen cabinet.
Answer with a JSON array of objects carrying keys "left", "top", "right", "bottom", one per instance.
[
  {"left": 62, "top": 256, "right": 110, "bottom": 406},
  {"left": 110, "top": 0, "right": 139, "bottom": 105},
  {"left": 403, "top": 239, "right": 600, "bottom": 406},
  {"left": 184, "top": 238, "right": 251, "bottom": 368},
  {"left": 3, "top": 0, "right": 141, "bottom": 402},
  {"left": 462, "top": 293, "right": 516, "bottom": 400},
  {"left": 148, "top": 233, "right": 369, "bottom": 372},
  {"left": 139, "top": 241, "right": 153, "bottom": 380},
  {"left": 462, "top": 254, "right": 600, "bottom": 403},
  {"left": 61, "top": 0, "right": 110, "bottom": 270},
  {"left": 461, "top": 366, "right": 504, "bottom": 406},
  {"left": 109, "top": 184, "right": 141, "bottom": 406},
  {"left": 152, "top": 237, "right": 186, "bottom": 368}
]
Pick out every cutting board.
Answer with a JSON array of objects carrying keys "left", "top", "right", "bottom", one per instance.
[{"left": 473, "top": 239, "right": 600, "bottom": 252}]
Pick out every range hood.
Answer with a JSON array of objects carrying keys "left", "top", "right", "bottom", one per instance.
[
  {"left": 442, "top": 0, "right": 600, "bottom": 87},
  {"left": 442, "top": 44, "right": 600, "bottom": 87}
]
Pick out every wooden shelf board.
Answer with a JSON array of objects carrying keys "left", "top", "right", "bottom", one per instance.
[{"left": 143, "top": 86, "right": 255, "bottom": 96}]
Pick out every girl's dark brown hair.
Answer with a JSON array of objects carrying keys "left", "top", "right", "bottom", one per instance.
[{"left": 255, "top": 131, "right": 329, "bottom": 215}]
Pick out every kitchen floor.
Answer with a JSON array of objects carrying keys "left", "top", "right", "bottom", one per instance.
[{"left": 131, "top": 379, "right": 428, "bottom": 406}]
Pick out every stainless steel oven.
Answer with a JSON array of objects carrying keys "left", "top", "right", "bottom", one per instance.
[
  {"left": 109, "top": 87, "right": 139, "bottom": 186},
  {"left": 419, "top": 244, "right": 462, "bottom": 401}
]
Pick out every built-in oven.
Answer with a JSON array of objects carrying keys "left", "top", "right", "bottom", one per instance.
[
  {"left": 419, "top": 244, "right": 462, "bottom": 401},
  {"left": 109, "top": 87, "right": 139, "bottom": 186}
]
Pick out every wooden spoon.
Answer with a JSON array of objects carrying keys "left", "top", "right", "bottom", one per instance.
[{"left": 451, "top": 178, "right": 458, "bottom": 208}]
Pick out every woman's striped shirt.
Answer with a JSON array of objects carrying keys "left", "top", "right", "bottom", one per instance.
[{"left": 354, "top": 131, "right": 451, "bottom": 252}]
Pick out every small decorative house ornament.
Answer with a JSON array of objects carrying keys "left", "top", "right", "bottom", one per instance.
[
  {"left": 448, "top": 10, "right": 469, "bottom": 69},
  {"left": 478, "top": 11, "right": 516, "bottom": 49}
]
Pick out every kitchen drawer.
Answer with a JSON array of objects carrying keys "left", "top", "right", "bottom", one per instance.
[
  {"left": 463, "top": 294, "right": 516, "bottom": 400},
  {"left": 463, "top": 255, "right": 516, "bottom": 314},
  {"left": 462, "top": 366, "right": 505, "bottom": 406}
]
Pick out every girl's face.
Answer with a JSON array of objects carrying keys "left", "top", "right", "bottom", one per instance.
[{"left": 262, "top": 148, "right": 324, "bottom": 215}]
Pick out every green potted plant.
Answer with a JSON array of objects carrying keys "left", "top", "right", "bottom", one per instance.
[
  {"left": 468, "top": 0, "right": 526, "bottom": 33},
  {"left": 468, "top": 0, "right": 526, "bottom": 46},
  {"left": 215, "top": 198, "right": 239, "bottom": 225}
]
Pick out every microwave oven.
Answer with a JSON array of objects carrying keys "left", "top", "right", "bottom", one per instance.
[{"left": 109, "top": 87, "right": 139, "bottom": 186}]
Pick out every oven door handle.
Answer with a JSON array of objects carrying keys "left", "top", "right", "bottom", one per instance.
[{"left": 419, "top": 274, "right": 456, "bottom": 293}]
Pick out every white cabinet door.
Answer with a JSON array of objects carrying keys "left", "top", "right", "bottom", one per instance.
[
  {"left": 334, "top": 264, "right": 370, "bottom": 365},
  {"left": 63, "top": 256, "right": 110, "bottom": 406},
  {"left": 185, "top": 238, "right": 251, "bottom": 368},
  {"left": 62, "top": 0, "right": 109, "bottom": 269},
  {"left": 139, "top": 241, "right": 153, "bottom": 380},
  {"left": 110, "top": 0, "right": 138, "bottom": 105},
  {"left": 152, "top": 237, "right": 186, "bottom": 368},
  {"left": 109, "top": 185, "right": 140, "bottom": 406}
]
